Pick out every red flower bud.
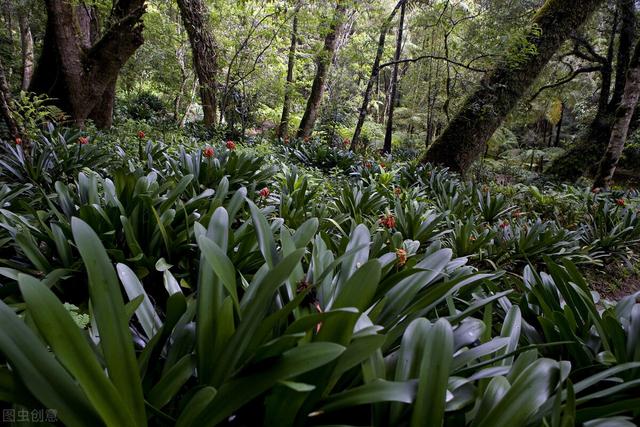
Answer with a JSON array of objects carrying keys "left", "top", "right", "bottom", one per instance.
[
  {"left": 380, "top": 213, "right": 396, "bottom": 229},
  {"left": 615, "top": 198, "right": 625, "bottom": 207},
  {"left": 203, "top": 146, "right": 215, "bottom": 158},
  {"left": 226, "top": 140, "right": 236, "bottom": 150},
  {"left": 137, "top": 131, "right": 145, "bottom": 139},
  {"left": 259, "top": 187, "right": 270, "bottom": 198},
  {"left": 78, "top": 136, "right": 89, "bottom": 145},
  {"left": 14, "top": 137, "right": 22, "bottom": 145}
]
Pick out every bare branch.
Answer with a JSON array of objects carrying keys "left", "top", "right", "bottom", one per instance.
[
  {"left": 379, "top": 55, "right": 488, "bottom": 72},
  {"left": 529, "top": 65, "right": 601, "bottom": 102}
]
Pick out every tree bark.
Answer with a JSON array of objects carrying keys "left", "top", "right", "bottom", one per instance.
[
  {"left": 18, "top": 11, "right": 34, "bottom": 91},
  {"left": 276, "top": 4, "right": 300, "bottom": 139},
  {"left": 554, "top": 101, "right": 564, "bottom": 147},
  {"left": 548, "top": 0, "right": 636, "bottom": 180},
  {"left": 350, "top": 0, "right": 405, "bottom": 151},
  {"left": 382, "top": 1, "right": 406, "bottom": 155},
  {"left": 176, "top": 0, "right": 219, "bottom": 126},
  {"left": 30, "top": 0, "right": 146, "bottom": 128},
  {"left": 297, "top": 1, "right": 347, "bottom": 139},
  {"left": 0, "top": 57, "right": 22, "bottom": 141},
  {"left": 421, "top": 0, "right": 604, "bottom": 174},
  {"left": 593, "top": 40, "right": 640, "bottom": 189}
]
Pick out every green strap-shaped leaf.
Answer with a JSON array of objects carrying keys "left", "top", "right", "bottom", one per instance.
[
  {"left": 194, "top": 342, "right": 345, "bottom": 427},
  {"left": 0, "top": 300, "right": 102, "bottom": 427},
  {"left": 147, "top": 355, "right": 196, "bottom": 409},
  {"left": 197, "top": 207, "right": 230, "bottom": 385},
  {"left": 176, "top": 387, "right": 218, "bottom": 427},
  {"left": 411, "top": 318, "right": 454, "bottom": 427},
  {"left": 331, "top": 259, "right": 381, "bottom": 311},
  {"left": 72, "top": 217, "right": 146, "bottom": 426},
  {"left": 322, "top": 379, "right": 418, "bottom": 412},
  {"left": 211, "top": 248, "right": 306, "bottom": 385},
  {"left": 18, "top": 274, "right": 136, "bottom": 426},
  {"left": 117, "top": 263, "right": 162, "bottom": 339},
  {"left": 475, "top": 358, "right": 561, "bottom": 427},
  {"left": 248, "top": 199, "right": 279, "bottom": 267}
]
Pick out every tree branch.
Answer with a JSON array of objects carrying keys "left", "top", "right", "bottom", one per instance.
[
  {"left": 529, "top": 65, "right": 601, "bottom": 102},
  {"left": 378, "top": 55, "right": 488, "bottom": 72}
]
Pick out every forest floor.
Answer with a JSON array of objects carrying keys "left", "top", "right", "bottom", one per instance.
[{"left": 588, "top": 262, "right": 640, "bottom": 300}]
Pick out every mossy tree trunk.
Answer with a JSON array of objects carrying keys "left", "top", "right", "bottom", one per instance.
[
  {"left": 18, "top": 11, "right": 34, "bottom": 91},
  {"left": 351, "top": 0, "right": 405, "bottom": 151},
  {"left": 297, "top": 1, "right": 347, "bottom": 139},
  {"left": 382, "top": 1, "right": 406, "bottom": 155},
  {"left": 276, "top": 4, "right": 300, "bottom": 140},
  {"left": 593, "top": 40, "right": 640, "bottom": 189},
  {"left": 548, "top": 0, "right": 636, "bottom": 180},
  {"left": 0, "top": 58, "right": 21, "bottom": 142},
  {"left": 421, "top": 0, "right": 604, "bottom": 174}
]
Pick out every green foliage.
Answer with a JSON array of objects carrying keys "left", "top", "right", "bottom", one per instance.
[{"left": 0, "top": 129, "right": 639, "bottom": 426}]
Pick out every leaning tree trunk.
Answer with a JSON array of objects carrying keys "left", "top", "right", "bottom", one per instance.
[
  {"left": 422, "top": 0, "right": 605, "bottom": 174},
  {"left": 297, "top": 1, "right": 347, "bottom": 139},
  {"left": 276, "top": 4, "right": 300, "bottom": 139},
  {"left": 30, "top": 0, "right": 146, "bottom": 128},
  {"left": 350, "top": 0, "right": 405, "bottom": 151},
  {"left": 382, "top": 1, "right": 406, "bottom": 155},
  {"left": 176, "top": 0, "right": 219, "bottom": 126},
  {"left": 18, "top": 11, "right": 34, "bottom": 91},
  {"left": 593, "top": 40, "right": 640, "bottom": 190},
  {"left": 0, "top": 58, "right": 21, "bottom": 141},
  {"left": 548, "top": 0, "right": 636, "bottom": 180}
]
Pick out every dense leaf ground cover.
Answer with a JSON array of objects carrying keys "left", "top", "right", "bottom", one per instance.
[{"left": 0, "top": 129, "right": 639, "bottom": 426}]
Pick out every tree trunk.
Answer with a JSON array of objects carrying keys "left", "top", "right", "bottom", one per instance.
[
  {"left": 18, "top": 11, "right": 34, "bottom": 91},
  {"left": 351, "top": 0, "right": 405, "bottom": 151},
  {"left": 548, "top": 0, "right": 636, "bottom": 180},
  {"left": 0, "top": 58, "right": 21, "bottom": 141},
  {"left": 593, "top": 40, "right": 640, "bottom": 189},
  {"left": 382, "top": 1, "right": 406, "bottom": 155},
  {"left": 30, "top": 0, "right": 146, "bottom": 128},
  {"left": 421, "top": 0, "right": 604, "bottom": 174},
  {"left": 176, "top": 0, "right": 219, "bottom": 127},
  {"left": 554, "top": 101, "right": 564, "bottom": 147},
  {"left": 297, "top": 1, "right": 347, "bottom": 139},
  {"left": 276, "top": 5, "right": 300, "bottom": 139}
]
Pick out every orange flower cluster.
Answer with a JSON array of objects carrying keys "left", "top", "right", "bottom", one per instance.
[
  {"left": 380, "top": 213, "right": 396, "bottom": 229},
  {"left": 396, "top": 248, "right": 407, "bottom": 266}
]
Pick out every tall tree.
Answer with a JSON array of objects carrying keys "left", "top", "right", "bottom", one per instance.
[
  {"left": 276, "top": 3, "right": 301, "bottom": 139},
  {"left": 18, "top": 9, "right": 33, "bottom": 90},
  {"left": 351, "top": 0, "right": 405, "bottom": 151},
  {"left": 0, "top": 57, "right": 21, "bottom": 141},
  {"left": 382, "top": 1, "right": 406, "bottom": 154},
  {"left": 593, "top": 40, "right": 640, "bottom": 189},
  {"left": 549, "top": 0, "right": 636, "bottom": 180},
  {"left": 421, "top": 0, "right": 604, "bottom": 174},
  {"left": 177, "top": 0, "right": 219, "bottom": 126},
  {"left": 30, "top": 0, "right": 146, "bottom": 128},
  {"left": 297, "top": 1, "right": 347, "bottom": 139}
]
